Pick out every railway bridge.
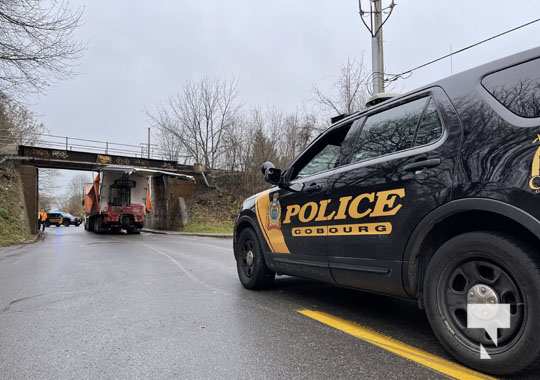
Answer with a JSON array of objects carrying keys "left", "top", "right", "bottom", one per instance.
[{"left": 1, "top": 133, "right": 208, "bottom": 234}]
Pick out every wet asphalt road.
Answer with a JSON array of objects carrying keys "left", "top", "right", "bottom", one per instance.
[{"left": 0, "top": 227, "right": 497, "bottom": 379}]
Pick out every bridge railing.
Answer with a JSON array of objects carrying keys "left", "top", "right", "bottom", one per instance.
[{"left": 0, "top": 131, "right": 193, "bottom": 164}]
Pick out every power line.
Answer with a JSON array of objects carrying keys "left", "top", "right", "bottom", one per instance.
[{"left": 385, "top": 17, "right": 540, "bottom": 83}]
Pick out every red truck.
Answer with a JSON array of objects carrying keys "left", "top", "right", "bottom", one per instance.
[{"left": 83, "top": 166, "right": 193, "bottom": 234}]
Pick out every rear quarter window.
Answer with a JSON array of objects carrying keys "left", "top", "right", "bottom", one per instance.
[{"left": 482, "top": 58, "right": 540, "bottom": 118}]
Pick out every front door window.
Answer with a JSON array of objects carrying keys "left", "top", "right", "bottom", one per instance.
[{"left": 289, "top": 119, "right": 362, "bottom": 181}]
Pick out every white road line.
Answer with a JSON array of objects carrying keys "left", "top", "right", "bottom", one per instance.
[
  {"left": 142, "top": 243, "right": 228, "bottom": 295},
  {"left": 161, "top": 235, "right": 232, "bottom": 251},
  {"left": 141, "top": 242, "right": 299, "bottom": 319}
]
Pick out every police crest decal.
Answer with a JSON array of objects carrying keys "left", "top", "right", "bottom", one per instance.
[
  {"left": 529, "top": 135, "right": 540, "bottom": 192},
  {"left": 268, "top": 193, "right": 281, "bottom": 230}
]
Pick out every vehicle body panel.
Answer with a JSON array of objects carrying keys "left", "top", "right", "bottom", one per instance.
[{"left": 45, "top": 212, "right": 63, "bottom": 226}]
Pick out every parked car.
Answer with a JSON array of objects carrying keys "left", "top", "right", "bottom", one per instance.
[
  {"left": 45, "top": 212, "right": 63, "bottom": 227},
  {"left": 234, "top": 47, "right": 540, "bottom": 376},
  {"left": 60, "top": 212, "right": 82, "bottom": 227}
]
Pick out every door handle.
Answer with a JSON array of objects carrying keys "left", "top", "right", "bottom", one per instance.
[
  {"left": 305, "top": 183, "right": 323, "bottom": 193},
  {"left": 401, "top": 158, "right": 441, "bottom": 172}
]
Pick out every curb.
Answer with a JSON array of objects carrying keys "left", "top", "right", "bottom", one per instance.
[
  {"left": 23, "top": 232, "right": 45, "bottom": 244},
  {"left": 0, "top": 232, "right": 44, "bottom": 253},
  {"left": 142, "top": 228, "right": 232, "bottom": 239}
]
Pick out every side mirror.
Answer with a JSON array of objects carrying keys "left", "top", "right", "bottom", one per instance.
[{"left": 260, "top": 161, "right": 282, "bottom": 185}]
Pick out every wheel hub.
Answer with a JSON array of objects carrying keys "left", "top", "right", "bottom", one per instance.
[
  {"left": 467, "top": 284, "right": 499, "bottom": 321},
  {"left": 245, "top": 250, "right": 254, "bottom": 266},
  {"left": 467, "top": 283, "right": 499, "bottom": 305},
  {"left": 441, "top": 259, "right": 524, "bottom": 350}
]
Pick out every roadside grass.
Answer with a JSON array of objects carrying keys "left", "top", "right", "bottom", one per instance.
[
  {"left": 0, "top": 167, "right": 31, "bottom": 246},
  {"left": 184, "top": 190, "right": 239, "bottom": 235},
  {"left": 182, "top": 219, "right": 234, "bottom": 234}
]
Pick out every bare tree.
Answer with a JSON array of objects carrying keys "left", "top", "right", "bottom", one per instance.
[
  {"left": 0, "top": 94, "right": 44, "bottom": 150},
  {"left": 149, "top": 78, "right": 239, "bottom": 169},
  {"left": 155, "top": 122, "right": 185, "bottom": 162},
  {"left": 0, "top": 0, "right": 82, "bottom": 93},
  {"left": 279, "top": 111, "right": 319, "bottom": 165},
  {"left": 221, "top": 113, "right": 253, "bottom": 172},
  {"left": 59, "top": 173, "right": 90, "bottom": 215},
  {"left": 220, "top": 108, "right": 321, "bottom": 195},
  {"left": 314, "top": 57, "right": 370, "bottom": 117},
  {"left": 38, "top": 168, "right": 60, "bottom": 209}
]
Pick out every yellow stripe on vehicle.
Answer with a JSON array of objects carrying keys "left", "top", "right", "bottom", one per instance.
[
  {"left": 532, "top": 145, "right": 540, "bottom": 178},
  {"left": 254, "top": 190, "right": 289, "bottom": 254},
  {"left": 297, "top": 309, "right": 496, "bottom": 380}
]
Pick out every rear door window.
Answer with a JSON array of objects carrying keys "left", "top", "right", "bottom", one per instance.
[
  {"left": 414, "top": 98, "right": 443, "bottom": 146},
  {"left": 349, "top": 96, "right": 442, "bottom": 164},
  {"left": 482, "top": 58, "right": 540, "bottom": 118}
]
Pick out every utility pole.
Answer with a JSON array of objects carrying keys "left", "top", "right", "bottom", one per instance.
[
  {"left": 359, "top": 0, "right": 395, "bottom": 95},
  {"left": 371, "top": 0, "right": 384, "bottom": 94}
]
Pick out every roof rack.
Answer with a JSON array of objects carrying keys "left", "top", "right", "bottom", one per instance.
[
  {"left": 365, "top": 93, "right": 400, "bottom": 108},
  {"left": 330, "top": 113, "right": 348, "bottom": 124}
]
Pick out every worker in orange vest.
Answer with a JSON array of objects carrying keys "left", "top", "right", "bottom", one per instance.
[{"left": 38, "top": 208, "right": 48, "bottom": 232}]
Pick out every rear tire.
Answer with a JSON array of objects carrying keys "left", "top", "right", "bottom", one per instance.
[
  {"left": 84, "top": 217, "right": 92, "bottom": 232},
  {"left": 235, "top": 227, "right": 275, "bottom": 289},
  {"left": 93, "top": 216, "right": 103, "bottom": 234},
  {"left": 424, "top": 231, "right": 540, "bottom": 375}
]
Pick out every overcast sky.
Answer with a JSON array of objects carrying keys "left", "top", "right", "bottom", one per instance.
[{"left": 31, "top": 0, "right": 540, "bottom": 193}]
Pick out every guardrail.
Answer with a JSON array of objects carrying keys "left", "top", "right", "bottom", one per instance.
[{"left": 0, "top": 132, "right": 192, "bottom": 164}]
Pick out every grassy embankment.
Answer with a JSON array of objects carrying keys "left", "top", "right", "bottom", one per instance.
[
  {"left": 0, "top": 166, "right": 31, "bottom": 246},
  {"left": 182, "top": 220, "right": 235, "bottom": 234},
  {"left": 184, "top": 189, "right": 239, "bottom": 234}
]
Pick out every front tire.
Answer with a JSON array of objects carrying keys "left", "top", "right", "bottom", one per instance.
[
  {"left": 424, "top": 231, "right": 540, "bottom": 375},
  {"left": 235, "top": 228, "right": 275, "bottom": 289}
]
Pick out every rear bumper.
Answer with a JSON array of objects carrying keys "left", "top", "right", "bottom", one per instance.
[{"left": 102, "top": 214, "right": 143, "bottom": 228}]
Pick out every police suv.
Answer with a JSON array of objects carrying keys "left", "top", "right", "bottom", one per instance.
[{"left": 233, "top": 47, "right": 540, "bottom": 376}]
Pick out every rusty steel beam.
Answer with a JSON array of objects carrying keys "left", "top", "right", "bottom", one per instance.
[{"left": 16, "top": 145, "right": 196, "bottom": 174}]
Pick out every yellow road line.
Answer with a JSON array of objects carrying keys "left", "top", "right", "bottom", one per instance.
[{"left": 297, "top": 309, "right": 496, "bottom": 380}]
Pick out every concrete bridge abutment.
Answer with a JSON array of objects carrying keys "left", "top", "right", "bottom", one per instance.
[
  {"left": 16, "top": 164, "right": 39, "bottom": 235},
  {"left": 145, "top": 175, "right": 198, "bottom": 231}
]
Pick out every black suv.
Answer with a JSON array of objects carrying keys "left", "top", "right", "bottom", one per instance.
[
  {"left": 60, "top": 212, "right": 82, "bottom": 227},
  {"left": 234, "top": 47, "right": 540, "bottom": 376}
]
